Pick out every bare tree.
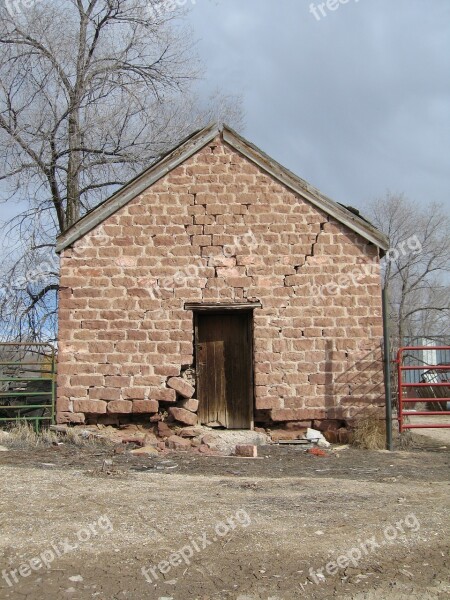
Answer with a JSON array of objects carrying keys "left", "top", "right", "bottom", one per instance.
[
  {"left": 367, "top": 193, "right": 450, "bottom": 342},
  {"left": 411, "top": 283, "right": 450, "bottom": 339},
  {"left": 0, "top": 0, "right": 244, "bottom": 341}
]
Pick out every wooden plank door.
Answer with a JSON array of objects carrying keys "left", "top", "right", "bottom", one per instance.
[{"left": 196, "top": 312, "right": 253, "bottom": 429}]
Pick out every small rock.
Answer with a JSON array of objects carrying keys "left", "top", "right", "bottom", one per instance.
[
  {"left": 121, "top": 437, "right": 145, "bottom": 446},
  {"left": 101, "top": 459, "right": 113, "bottom": 472},
  {"left": 130, "top": 446, "right": 159, "bottom": 456},
  {"left": 317, "top": 438, "right": 331, "bottom": 448},
  {"left": 306, "top": 428, "right": 325, "bottom": 442},
  {"left": 143, "top": 432, "right": 158, "bottom": 446},
  {"left": 69, "top": 575, "right": 83, "bottom": 582},
  {"left": 306, "top": 447, "right": 328, "bottom": 457},
  {"left": 166, "top": 435, "right": 191, "bottom": 450},
  {"left": 179, "top": 427, "right": 203, "bottom": 438},
  {"left": 323, "top": 430, "right": 339, "bottom": 443},
  {"left": 157, "top": 421, "right": 172, "bottom": 438},
  {"left": 201, "top": 433, "right": 218, "bottom": 447},
  {"left": 198, "top": 444, "right": 211, "bottom": 454},
  {"left": 0, "top": 445, "right": 9, "bottom": 452},
  {"left": 338, "top": 427, "right": 351, "bottom": 444},
  {"left": 235, "top": 444, "right": 258, "bottom": 457}
]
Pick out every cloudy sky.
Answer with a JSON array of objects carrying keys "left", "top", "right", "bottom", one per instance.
[
  {"left": 187, "top": 0, "right": 450, "bottom": 215},
  {"left": 1, "top": 0, "right": 448, "bottom": 229}
]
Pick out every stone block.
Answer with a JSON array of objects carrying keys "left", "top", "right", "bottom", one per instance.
[
  {"left": 107, "top": 400, "right": 133, "bottom": 414},
  {"left": 56, "top": 412, "right": 85, "bottom": 424},
  {"left": 73, "top": 400, "right": 107, "bottom": 414},
  {"left": 153, "top": 388, "right": 177, "bottom": 402},
  {"left": 235, "top": 445, "right": 258, "bottom": 457},
  {"left": 179, "top": 398, "right": 199, "bottom": 412},
  {"left": 167, "top": 377, "right": 195, "bottom": 399},
  {"left": 57, "top": 398, "right": 72, "bottom": 413},
  {"left": 169, "top": 407, "right": 198, "bottom": 426},
  {"left": 270, "top": 430, "right": 305, "bottom": 442},
  {"left": 132, "top": 400, "right": 159, "bottom": 413}
]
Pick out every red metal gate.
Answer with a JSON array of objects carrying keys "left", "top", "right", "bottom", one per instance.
[{"left": 397, "top": 345, "right": 450, "bottom": 432}]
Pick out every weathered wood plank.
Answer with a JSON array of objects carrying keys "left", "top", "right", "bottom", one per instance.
[{"left": 196, "top": 312, "right": 252, "bottom": 429}]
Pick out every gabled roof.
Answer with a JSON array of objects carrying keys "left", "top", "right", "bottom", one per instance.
[{"left": 56, "top": 123, "right": 389, "bottom": 253}]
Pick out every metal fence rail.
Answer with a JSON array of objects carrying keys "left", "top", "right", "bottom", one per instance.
[
  {"left": 397, "top": 345, "right": 450, "bottom": 432},
  {"left": 0, "top": 342, "right": 56, "bottom": 431}
]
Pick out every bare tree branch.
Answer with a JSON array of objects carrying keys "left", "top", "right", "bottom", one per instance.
[
  {"left": 0, "top": 0, "right": 244, "bottom": 341},
  {"left": 367, "top": 193, "right": 450, "bottom": 341}
]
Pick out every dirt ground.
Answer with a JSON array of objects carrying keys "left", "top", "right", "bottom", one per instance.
[
  {"left": 0, "top": 431, "right": 449, "bottom": 600},
  {"left": 406, "top": 416, "right": 450, "bottom": 445}
]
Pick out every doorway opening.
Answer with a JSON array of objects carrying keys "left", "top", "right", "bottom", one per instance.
[{"left": 194, "top": 310, "right": 254, "bottom": 429}]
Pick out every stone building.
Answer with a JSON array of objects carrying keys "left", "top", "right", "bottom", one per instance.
[{"left": 56, "top": 124, "right": 388, "bottom": 429}]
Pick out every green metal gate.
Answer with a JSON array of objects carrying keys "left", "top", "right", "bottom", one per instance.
[{"left": 0, "top": 343, "right": 56, "bottom": 431}]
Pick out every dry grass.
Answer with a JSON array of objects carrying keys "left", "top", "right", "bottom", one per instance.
[
  {"left": 62, "top": 427, "right": 113, "bottom": 448},
  {"left": 0, "top": 421, "right": 112, "bottom": 449},
  {"left": 351, "top": 414, "right": 386, "bottom": 450},
  {"left": 0, "top": 421, "right": 57, "bottom": 449},
  {"left": 395, "top": 429, "right": 414, "bottom": 449},
  {"left": 392, "top": 414, "right": 414, "bottom": 449}
]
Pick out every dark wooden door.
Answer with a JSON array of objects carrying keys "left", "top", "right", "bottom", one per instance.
[{"left": 196, "top": 312, "right": 253, "bottom": 429}]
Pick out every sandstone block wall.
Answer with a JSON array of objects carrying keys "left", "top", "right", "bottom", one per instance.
[{"left": 57, "top": 136, "right": 385, "bottom": 426}]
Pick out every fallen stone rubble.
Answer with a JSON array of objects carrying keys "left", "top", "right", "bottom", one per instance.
[
  {"left": 50, "top": 417, "right": 351, "bottom": 456},
  {"left": 51, "top": 423, "right": 270, "bottom": 457}
]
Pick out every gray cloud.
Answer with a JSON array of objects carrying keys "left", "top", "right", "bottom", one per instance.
[{"left": 188, "top": 0, "right": 450, "bottom": 214}]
